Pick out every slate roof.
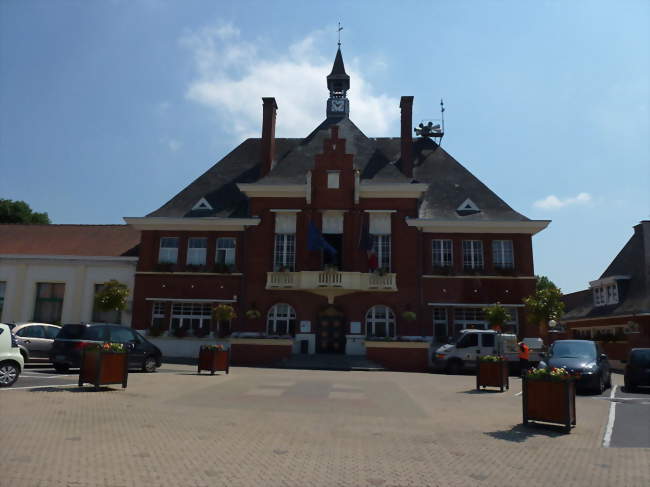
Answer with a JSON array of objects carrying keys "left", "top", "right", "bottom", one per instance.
[
  {"left": 562, "top": 221, "right": 650, "bottom": 320},
  {"left": 0, "top": 225, "right": 140, "bottom": 257},
  {"left": 147, "top": 115, "right": 529, "bottom": 223}
]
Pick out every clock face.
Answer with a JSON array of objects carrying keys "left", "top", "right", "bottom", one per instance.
[{"left": 330, "top": 99, "right": 345, "bottom": 112}]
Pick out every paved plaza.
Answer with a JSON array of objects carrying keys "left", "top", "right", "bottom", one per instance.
[{"left": 1, "top": 365, "right": 649, "bottom": 487}]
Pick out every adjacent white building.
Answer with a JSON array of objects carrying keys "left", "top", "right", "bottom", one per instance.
[{"left": 0, "top": 225, "right": 139, "bottom": 325}]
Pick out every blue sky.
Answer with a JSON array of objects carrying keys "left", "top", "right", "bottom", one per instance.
[{"left": 1, "top": 0, "right": 648, "bottom": 293}]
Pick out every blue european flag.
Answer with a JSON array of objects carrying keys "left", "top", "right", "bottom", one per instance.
[{"left": 308, "top": 221, "right": 337, "bottom": 255}]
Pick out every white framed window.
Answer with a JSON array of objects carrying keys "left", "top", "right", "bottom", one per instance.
[
  {"left": 187, "top": 238, "right": 208, "bottom": 266},
  {"left": 593, "top": 284, "right": 619, "bottom": 306},
  {"left": 372, "top": 235, "right": 391, "bottom": 271},
  {"left": 327, "top": 171, "right": 340, "bottom": 189},
  {"left": 159, "top": 237, "right": 179, "bottom": 264},
  {"left": 365, "top": 305, "right": 396, "bottom": 338},
  {"left": 216, "top": 238, "right": 236, "bottom": 267},
  {"left": 267, "top": 303, "right": 296, "bottom": 336},
  {"left": 432, "top": 240, "right": 453, "bottom": 268},
  {"left": 492, "top": 240, "right": 514, "bottom": 269},
  {"left": 170, "top": 302, "right": 212, "bottom": 333},
  {"left": 274, "top": 234, "right": 295, "bottom": 271},
  {"left": 462, "top": 240, "right": 484, "bottom": 269},
  {"left": 151, "top": 302, "right": 166, "bottom": 328}
]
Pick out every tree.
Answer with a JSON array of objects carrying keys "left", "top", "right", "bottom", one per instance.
[
  {"left": 0, "top": 199, "right": 50, "bottom": 224},
  {"left": 483, "top": 302, "right": 511, "bottom": 332},
  {"left": 523, "top": 275, "right": 565, "bottom": 337}
]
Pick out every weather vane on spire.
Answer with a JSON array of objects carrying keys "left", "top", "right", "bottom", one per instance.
[{"left": 338, "top": 22, "right": 343, "bottom": 47}]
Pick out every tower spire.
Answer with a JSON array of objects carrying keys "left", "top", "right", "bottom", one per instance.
[{"left": 326, "top": 35, "right": 350, "bottom": 117}]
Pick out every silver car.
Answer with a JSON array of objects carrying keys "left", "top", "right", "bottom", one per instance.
[{"left": 12, "top": 323, "right": 61, "bottom": 362}]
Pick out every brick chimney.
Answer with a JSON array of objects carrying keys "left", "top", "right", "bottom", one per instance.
[
  {"left": 400, "top": 96, "right": 414, "bottom": 178},
  {"left": 261, "top": 97, "right": 278, "bottom": 177}
]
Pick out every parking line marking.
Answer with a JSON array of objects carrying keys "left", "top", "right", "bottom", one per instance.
[
  {"left": 602, "top": 384, "right": 617, "bottom": 448},
  {"left": 514, "top": 391, "right": 522, "bottom": 396},
  {"left": 1, "top": 383, "right": 78, "bottom": 391}
]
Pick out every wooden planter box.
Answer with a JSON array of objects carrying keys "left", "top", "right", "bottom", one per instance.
[
  {"left": 476, "top": 361, "right": 509, "bottom": 392},
  {"left": 523, "top": 378, "right": 576, "bottom": 433},
  {"left": 198, "top": 349, "right": 230, "bottom": 375},
  {"left": 78, "top": 350, "right": 128, "bottom": 390}
]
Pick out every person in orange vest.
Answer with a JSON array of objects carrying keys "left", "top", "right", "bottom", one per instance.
[{"left": 519, "top": 341, "right": 530, "bottom": 377}]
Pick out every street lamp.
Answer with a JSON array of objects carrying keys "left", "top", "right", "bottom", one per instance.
[{"left": 548, "top": 319, "right": 557, "bottom": 329}]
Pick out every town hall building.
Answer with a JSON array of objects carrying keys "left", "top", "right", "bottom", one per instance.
[{"left": 125, "top": 48, "right": 549, "bottom": 369}]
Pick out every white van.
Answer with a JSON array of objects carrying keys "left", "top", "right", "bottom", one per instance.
[
  {"left": 0, "top": 323, "right": 24, "bottom": 387},
  {"left": 433, "top": 329, "right": 543, "bottom": 374}
]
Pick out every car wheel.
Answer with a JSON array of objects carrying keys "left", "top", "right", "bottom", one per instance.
[
  {"left": 625, "top": 381, "right": 636, "bottom": 393},
  {"left": 0, "top": 362, "right": 20, "bottom": 387},
  {"left": 606, "top": 372, "right": 612, "bottom": 389},
  {"left": 53, "top": 363, "right": 69, "bottom": 374},
  {"left": 596, "top": 374, "right": 605, "bottom": 395},
  {"left": 446, "top": 360, "right": 463, "bottom": 375},
  {"left": 142, "top": 356, "right": 157, "bottom": 373}
]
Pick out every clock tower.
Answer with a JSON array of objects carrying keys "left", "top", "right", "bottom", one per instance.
[{"left": 326, "top": 47, "right": 350, "bottom": 117}]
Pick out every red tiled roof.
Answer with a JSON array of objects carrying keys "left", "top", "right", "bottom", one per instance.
[{"left": 0, "top": 225, "right": 140, "bottom": 257}]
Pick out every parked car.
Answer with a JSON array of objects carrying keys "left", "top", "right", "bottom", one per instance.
[
  {"left": 12, "top": 323, "right": 61, "bottom": 362},
  {"left": 545, "top": 340, "right": 611, "bottom": 393},
  {"left": 0, "top": 323, "right": 24, "bottom": 387},
  {"left": 1, "top": 322, "right": 17, "bottom": 331},
  {"left": 50, "top": 323, "right": 162, "bottom": 373},
  {"left": 624, "top": 348, "right": 650, "bottom": 392}
]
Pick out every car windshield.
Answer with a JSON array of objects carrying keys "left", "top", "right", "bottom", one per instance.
[
  {"left": 549, "top": 341, "right": 596, "bottom": 359},
  {"left": 630, "top": 350, "right": 650, "bottom": 366}
]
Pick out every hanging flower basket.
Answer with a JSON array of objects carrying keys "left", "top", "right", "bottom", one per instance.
[
  {"left": 476, "top": 356, "right": 509, "bottom": 392},
  {"left": 245, "top": 309, "right": 262, "bottom": 320},
  {"left": 78, "top": 343, "right": 128, "bottom": 390},
  {"left": 197, "top": 344, "right": 230, "bottom": 375}
]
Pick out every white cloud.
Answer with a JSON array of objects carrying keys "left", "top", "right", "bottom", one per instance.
[
  {"left": 533, "top": 192, "right": 592, "bottom": 210},
  {"left": 181, "top": 24, "right": 399, "bottom": 139},
  {"left": 167, "top": 139, "right": 182, "bottom": 152}
]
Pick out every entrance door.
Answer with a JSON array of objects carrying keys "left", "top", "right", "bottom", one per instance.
[{"left": 317, "top": 308, "right": 346, "bottom": 354}]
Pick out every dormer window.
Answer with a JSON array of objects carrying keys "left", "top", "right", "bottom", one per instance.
[{"left": 591, "top": 278, "right": 623, "bottom": 307}]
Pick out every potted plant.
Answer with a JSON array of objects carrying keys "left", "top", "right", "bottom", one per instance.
[
  {"left": 523, "top": 367, "right": 578, "bottom": 433},
  {"left": 94, "top": 280, "right": 129, "bottom": 318},
  {"left": 245, "top": 308, "right": 262, "bottom": 320},
  {"left": 401, "top": 311, "right": 417, "bottom": 322},
  {"left": 78, "top": 342, "right": 128, "bottom": 390},
  {"left": 483, "top": 302, "right": 511, "bottom": 332},
  {"left": 476, "top": 355, "right": 509, "bottom": 392},
  {"left": 198, "top": 344, "right": 229, "bottom": 375},
  {"left": 212, "top": 304, "right": 237, "bottom": 338}
]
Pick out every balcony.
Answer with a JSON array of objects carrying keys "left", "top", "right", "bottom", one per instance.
[{"left": 266, "top": 270, "right": 397, "bottom": 303}]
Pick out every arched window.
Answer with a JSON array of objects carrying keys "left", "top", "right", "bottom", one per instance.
[
  {"left": 267, "top": 303, "right": 296, "bottom": 336},
  {"left": 365, "top": 305, "right": 396, "bottom": 338}
]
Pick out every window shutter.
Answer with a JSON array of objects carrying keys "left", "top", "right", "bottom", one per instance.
[
  {"left": 275, "top": 213, "right": 297, "bottom": 233},
  {"left": 369, "top": 212, "right": 391, "bottom": 234}
]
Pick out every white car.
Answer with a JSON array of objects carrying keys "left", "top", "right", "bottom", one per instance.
[{"left": 0, "top": 323, "right": 24, "bottom": 387}]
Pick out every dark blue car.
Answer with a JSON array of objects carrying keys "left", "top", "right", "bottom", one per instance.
[{"left": 546, "top": 340, "right": 611, "bottom": 394}]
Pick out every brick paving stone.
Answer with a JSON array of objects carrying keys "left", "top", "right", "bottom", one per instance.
[{"left": 1, "top": 365, "right": 649, "bottom": 487}]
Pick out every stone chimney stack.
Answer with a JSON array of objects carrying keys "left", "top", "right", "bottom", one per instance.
[
  {"left": 261, "top": 97, "right": 278, "bottom": 177},
  {"left": 400, "top": 96, "right": 414, "bottom": 178}
]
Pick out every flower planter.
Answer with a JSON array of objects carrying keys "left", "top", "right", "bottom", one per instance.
[
  {"left": 198, "top": 349, "right": 230, "bottom": 375},
  {"left": 522, "top": 377, "right": 576, "bottom": 433},
  {"left": 476, "top": 361, "right": 509, "bottom": 392},
  {"left": 78, "top": 350, "right": 128, "bottom": 390}
]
